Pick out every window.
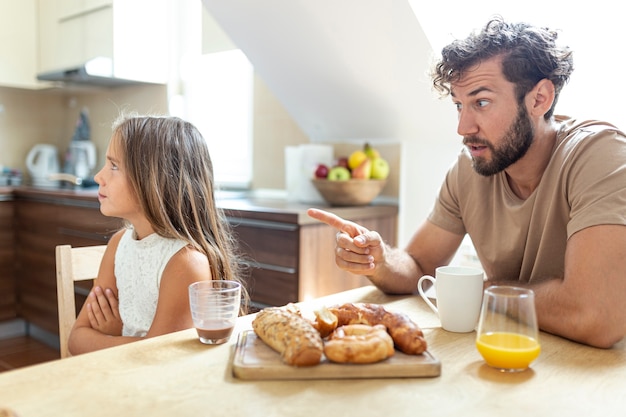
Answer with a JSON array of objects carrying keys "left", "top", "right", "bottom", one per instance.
[
  {"left": 409, "top": 0, "right": 626, "bottom": 126},
  {"left": 178, "top": 50, "right": 254, "bottom": 189}
]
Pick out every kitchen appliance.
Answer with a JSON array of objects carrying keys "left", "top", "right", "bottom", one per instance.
[
  {"left": 63, "top": 108, "right": 97, "bottom": 182},
  {"left": 26, "top": 144, "right": 61, "bottom": 187},
  {"left": 36, "top": 57, "right": 155, "bottom": 88},
  {"left": 66, "top": 141, "right": 97, "bottom": 180}
]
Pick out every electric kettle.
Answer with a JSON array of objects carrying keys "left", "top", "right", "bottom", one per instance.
[
  {"left": 66, "top": 141, "right": 97, "bottom": 180},
  {"left": 26, "top": 144, "right": 61, "bottom": 187}
]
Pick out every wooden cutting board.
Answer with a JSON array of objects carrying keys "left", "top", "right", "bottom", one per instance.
[{"left": 231, "top": 330, "right": 441, "bottom": 380}]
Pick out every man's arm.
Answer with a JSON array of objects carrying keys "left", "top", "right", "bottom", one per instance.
[{"left": 529, "top": 224, "right": 626, "bottom": 348}]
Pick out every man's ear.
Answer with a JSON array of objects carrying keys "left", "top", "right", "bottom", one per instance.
[{"left": 527, "top": 79, "right": 556, "bottom": 118}]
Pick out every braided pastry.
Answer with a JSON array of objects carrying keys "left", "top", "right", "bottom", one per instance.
[{"left": 252, "top": 307, "right": 324, "bottom": 366}]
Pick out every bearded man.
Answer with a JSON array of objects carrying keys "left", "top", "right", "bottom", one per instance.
[{"left": 308, "top": 16, "right": 626, "bottom": 348}]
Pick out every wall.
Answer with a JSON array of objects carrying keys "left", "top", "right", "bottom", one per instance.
[
  {"left": 0, "top": 84, "right": 168, "bottom": 176},
  {"left": 0, "top": 87, "right": 66, "bottom": 170},
  {"left": 252, "top": 75, "right": 402, "bottom": 199}
]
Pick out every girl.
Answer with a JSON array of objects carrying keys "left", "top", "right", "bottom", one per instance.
[{"left": 68, "top": 115, "right": 248, "bottom": 355}]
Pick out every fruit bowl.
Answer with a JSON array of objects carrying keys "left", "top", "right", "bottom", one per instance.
[{"left": 312, "top": 179, "right": 387, "bottom": 206}]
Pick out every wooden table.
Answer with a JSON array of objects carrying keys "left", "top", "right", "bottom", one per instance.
[{"left": 0, "top": 286, "right": 624, "bottom": 417}]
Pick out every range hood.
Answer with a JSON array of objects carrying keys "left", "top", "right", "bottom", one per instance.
[{"left": 37, "top": 57, "right": 157, "bottom": 88}]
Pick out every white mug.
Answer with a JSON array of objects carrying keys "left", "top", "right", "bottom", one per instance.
[{"left": 417, "top": 266, "right": 484, "bottom": 333}]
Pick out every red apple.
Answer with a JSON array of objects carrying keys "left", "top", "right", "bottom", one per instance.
[
  {"left": 337, "top": 157, "right": 349, "bottom": 170},
  {"left": 314, "top": 163, "right": 330, "bottom": 179}
]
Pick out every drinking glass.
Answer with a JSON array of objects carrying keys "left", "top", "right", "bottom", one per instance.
[
  {"left": 189, "top": 280, "right": 241, "bottom": 345},
  {"left": 476, "top": 286, "right": 541, "bottom": 372}
]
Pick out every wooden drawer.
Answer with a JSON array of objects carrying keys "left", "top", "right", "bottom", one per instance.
[
  {"left": 226, "top": 216, "right": 300, "bottom": 308},
  {"left": 228, "top": 217, "right": 299, "bottom": 269},
  {"left": 246, "top": 267, "right": 298, "bottom": 307}
]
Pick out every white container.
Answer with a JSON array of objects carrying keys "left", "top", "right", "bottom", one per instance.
[
  {"left": 25, "top": 144, "right": 61, "bottom": 187},
  {"left": 285, "top": 144, "right": 333, "bottom": 204}
]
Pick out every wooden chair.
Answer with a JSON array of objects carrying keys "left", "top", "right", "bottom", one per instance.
[{"left": 55, "top": 244, "right": 107, "bottom": 358}]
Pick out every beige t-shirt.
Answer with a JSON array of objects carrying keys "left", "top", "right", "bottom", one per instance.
[{"left": 428, "top": 116, "right": 626, "bottom": 283}]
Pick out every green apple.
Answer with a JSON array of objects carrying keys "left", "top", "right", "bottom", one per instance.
[
  {"left": 371, "top": 157, "right": 390, "bottom": 180},
  {"left": 327, "top": 166, "right": 351, "bottom": 181}
]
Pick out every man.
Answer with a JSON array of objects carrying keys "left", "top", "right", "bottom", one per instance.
[{"left": 308, "top": 17, "right": 626, "bottom": 348}]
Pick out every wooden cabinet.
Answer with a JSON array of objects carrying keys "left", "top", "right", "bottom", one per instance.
[
  {"left": 0, "top": 0, "right": 40, "bottom": 88},
  {"left": 38, "top": 0, "right": 114, "bottom": 73},
  {"left": 0, "top": 192, "right": 16, "bottom": 321},
  {"left": 14, "top": 189, "right": 122, "bottom": 335},
  {"left": 223, "top": 201, "right": 398, "bottom": 309},
  {"left": 37, "top": 0, "right": 171, "bottom": 84}
]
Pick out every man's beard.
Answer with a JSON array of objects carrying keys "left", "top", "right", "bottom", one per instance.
[{"left": 464, "top": 104, "right": 534, "bottom": 176}]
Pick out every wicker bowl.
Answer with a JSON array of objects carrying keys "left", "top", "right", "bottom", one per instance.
[{"left": 311, "top": 179, "right": 387, "bottom": 206}]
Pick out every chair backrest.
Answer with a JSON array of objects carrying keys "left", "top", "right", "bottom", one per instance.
[{"left": 55, "top": 244, "right": 107, "bottom": 358}]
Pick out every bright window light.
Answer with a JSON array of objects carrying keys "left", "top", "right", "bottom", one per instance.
[
  {"left": 181, "top": 49, "right": 253, "bottom": 189},
  {"left": 408, "top": 0, "right": 626, "bottom": 127}
]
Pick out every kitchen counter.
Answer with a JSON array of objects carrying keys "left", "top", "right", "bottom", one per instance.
[
  {"left": 219, "top": 195, "right": 398, "bottom": 224},
  {"left": 11, "top": 186, "right": 398, "bottom": 223},
  {"left": 12, "top": 185, "right": 101, "bottom": 207},
  {"left": 0, "top": 187, "right": 13, "bottom": 201}
]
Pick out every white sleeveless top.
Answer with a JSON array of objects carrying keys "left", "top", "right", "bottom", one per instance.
[{"left": 115, "top": 228, "right": 188, "bottom": 337}]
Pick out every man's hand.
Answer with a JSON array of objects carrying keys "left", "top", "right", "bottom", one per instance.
[
  {"left": 86, "top": 286, "right": 123, "bottom": 336},
  {"left": 307, "top": 208, "right": 386, "bottom": 275}
]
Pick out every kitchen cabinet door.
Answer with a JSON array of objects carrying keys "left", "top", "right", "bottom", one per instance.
[
  {"left": 15, "top": 196, "right": 122, "bottom": 335},
  {"left": 0, "top": 0, "right": 40, "bottom": 88},
  {"left": 38, "top": 0, "right": 113, "bottom": 73},
  {"left": 0, "top": 198, "right": 16, "bottom": 321},
  {"left": 37, "top": 0, "right": 169, "bottom": 84}
]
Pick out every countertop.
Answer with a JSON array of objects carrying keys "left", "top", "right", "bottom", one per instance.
[{"left": 6, "top": 186, "right": 398, "bottom": 225}]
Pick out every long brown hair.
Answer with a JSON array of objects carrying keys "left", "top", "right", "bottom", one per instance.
[{"left": 112, "top": 114, "right": 249, "bottom": 313}]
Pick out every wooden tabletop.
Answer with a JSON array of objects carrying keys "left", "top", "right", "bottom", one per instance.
[{"left": 0, "top": 286, "right": 624, "bottom": 417}]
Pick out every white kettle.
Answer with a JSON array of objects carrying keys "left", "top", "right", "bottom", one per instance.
[
  {"left": 67, "top": 141, "right": 97, "bottom": 179},
  {"left": 26, "top": 144, "right": 61, "bottom": 187}
]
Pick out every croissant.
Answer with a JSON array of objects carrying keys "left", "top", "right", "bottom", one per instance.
[{"left": 327, "top": 303, "right": 427, "bottom": 355}]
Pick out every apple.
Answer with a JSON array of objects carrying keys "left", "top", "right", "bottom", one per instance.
[
  {"left": 327, "top": 166, "right": 351, "bottom": 181},
  {"left": 351, "top": 158, "right": 372, "bottom": 179},
  {"left": 337, "top": 157, "right": 349, "bottom": 169},
  {"left": 314, "top": 163, "right": 330, "bottom": 179},
  {"left": 371, "top": 157, "right": 390, "bottom": 180}
]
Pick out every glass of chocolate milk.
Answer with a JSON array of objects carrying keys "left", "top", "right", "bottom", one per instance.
[{"left": 189, "top": 280, "right": 241, "bottom": 344}]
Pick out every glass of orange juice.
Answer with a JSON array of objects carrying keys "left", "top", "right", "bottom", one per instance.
[{"left": 476, "top": 286, "right": 540, "bottom": 372}]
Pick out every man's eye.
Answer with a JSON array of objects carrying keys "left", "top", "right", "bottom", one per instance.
[
  {"left": 454, "top": 102, "right": 463, "bottom": 111},
  {"left": 477, "top": 99, "right": 489, "bottom": 108}
]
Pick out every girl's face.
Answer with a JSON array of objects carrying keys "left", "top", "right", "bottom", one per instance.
[{"left": 94, "top": 135, "right": 142, "bottom": 222}]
